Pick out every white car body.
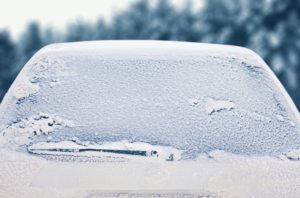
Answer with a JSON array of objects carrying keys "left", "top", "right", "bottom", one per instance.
[{"left": 0, "top": 41, "right": 299, "bottom": 197}]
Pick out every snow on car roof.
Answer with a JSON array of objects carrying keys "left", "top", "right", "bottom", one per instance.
[{"left": 0, "top": 40, "right": 299, "bottom": 159}]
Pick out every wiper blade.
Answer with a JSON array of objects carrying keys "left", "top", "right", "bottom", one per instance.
[
  {"left": 27, "top": 140, "right": 181, "bottom": 161},
  {"left": 28, "top": 147, "right": 149, "bottom": 156}
]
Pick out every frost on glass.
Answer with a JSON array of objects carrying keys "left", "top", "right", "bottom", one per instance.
[{"left": 0, "top": 41, "right": 299, "bottom": 160}]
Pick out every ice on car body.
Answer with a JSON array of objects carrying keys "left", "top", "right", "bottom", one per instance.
[{"left": 0, "top": 41, "right": 299, "bottom": 159}]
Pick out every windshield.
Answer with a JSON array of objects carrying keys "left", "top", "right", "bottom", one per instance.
[{"left": 0, "top": 41, "right": 299, "bottom": 160}]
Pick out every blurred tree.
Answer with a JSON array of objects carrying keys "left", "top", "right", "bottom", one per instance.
[
  {"left": 174, "top": 0, "right": 202, "bottom": 42},
  {"left": 201, "top": 0, "right": 300, "bottom": 107},
  {"left": 43, "top": 26, "right": 63, "bottom": 44},
  {"left": 110, "top": 0, "right": 152, "bottom": 39},
  {"left": 261, "top": 0, "right": 300, "bottom": 105},
  {"left": 20, "top": 22, "right": 44, "bottom": 62},
  {"left": 0, "top": 30, "right": 17, "bottom": 99},
  {"left": 94, "top": 19, "right": 110, "bottom": 40},
  {"left": 65, "top": 19, "right": 96, "bottom": 42},
  {"left": 147, "top": 0, "right": 177, "bottom": 40}
]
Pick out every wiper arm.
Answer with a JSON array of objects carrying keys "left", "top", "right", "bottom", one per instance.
[
  {"left": 28, "top": 147, "right": 153, "bottom": 156},
  {"left": 27, "top": 140, "right": 180, "bottom": 161}
]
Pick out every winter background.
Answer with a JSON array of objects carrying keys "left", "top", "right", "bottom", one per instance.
[{"left": 0, "top": 0, "right": 299, "bottom": 110}]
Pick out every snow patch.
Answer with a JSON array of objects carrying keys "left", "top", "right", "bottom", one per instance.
[
  {"left": 188, "top": 98, "right": 199, "bottom": 106},
  {"left": 12, "top": 55, "right": 73, "bottom": 100},
  {"left": 1, "top": 149, "right": 299, "bottom": 197},
  {"left": 285, "top": 150, "right": 300, "bottom": 161},
  {"left": 289, "top": 121, "right": 296, "bottom": 127},
  {"left": 206, "top": 150, "right": 235, "bottom": 161},
  {"left": 241, "top": 61, "right": 263, "bottom": 77},
  {"left": 205, "top": 97, "right": 235, "bottom": 115},
  {"left": 29, "top": 55, "right": 75, "bottom": 81},
  {"left": 276, "top": 114, "right": 285, "bottom": 122},
  {"left": 247, "top": 111, "right": 272, "bottom": 123},
  {"left": 13, "top": 78, "right": 39, "bottom": 99},
  {"left": 2, "top": 113, "right": 74, "bottom": 146}
]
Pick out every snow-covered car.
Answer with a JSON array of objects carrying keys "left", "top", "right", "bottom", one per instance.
[{"left": 0, "top": 41, "right": 300, "bottom": 197}]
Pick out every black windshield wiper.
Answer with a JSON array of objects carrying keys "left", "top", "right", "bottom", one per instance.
[{"left": 27, "top": 147, "right": 157, "bottom": 156}]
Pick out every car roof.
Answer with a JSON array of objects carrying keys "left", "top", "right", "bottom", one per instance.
[{"left": 0, "top": 40, "right": 299, "bottom": 159}]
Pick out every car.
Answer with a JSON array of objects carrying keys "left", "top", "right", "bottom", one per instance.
[{"left": 0, "top": 41, "right": 299, "bottom": 197}]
